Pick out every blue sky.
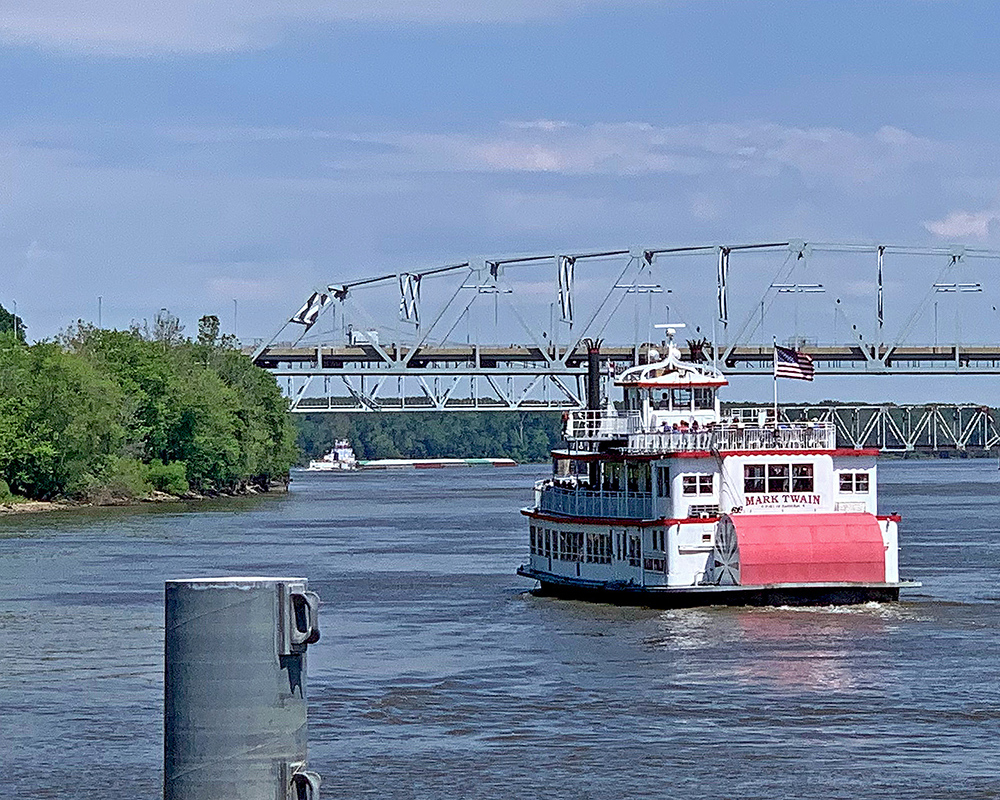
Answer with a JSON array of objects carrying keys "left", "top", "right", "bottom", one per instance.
[{"left": 4, "top": 0, "right": 1000, "bottom": 398}]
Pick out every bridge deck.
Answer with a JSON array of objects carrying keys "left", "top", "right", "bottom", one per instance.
[{"left": 254, "top": 343, "right": 1000, "bottom": 373}]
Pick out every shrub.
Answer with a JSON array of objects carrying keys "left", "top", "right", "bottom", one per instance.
[
  {"left": 0, "top": 479, "right": 11, "bottom": 501},
  {"left": 147, "top": 460, "right": 189, "bottom": 495},
  {"left": 74, "top": 456, "right": 152, "bottom": 504}
]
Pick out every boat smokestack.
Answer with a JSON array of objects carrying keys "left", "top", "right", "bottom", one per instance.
[{"left": 584, "top": 338, "right": 603, "bottom": 410}]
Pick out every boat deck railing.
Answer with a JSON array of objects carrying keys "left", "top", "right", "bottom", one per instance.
[
  {"left": 537, "top": 482, "right": 654, "bottom": 520},
  {"left": 565, "top": 409, "right": 837, "bottom": 452},
  {"left": 565, "top": 409, "right": 643, "bottom": 440}
]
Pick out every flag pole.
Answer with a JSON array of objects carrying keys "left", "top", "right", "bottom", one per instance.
[{"left": 772, "top": 336, "right": 778, "bottom": 425}]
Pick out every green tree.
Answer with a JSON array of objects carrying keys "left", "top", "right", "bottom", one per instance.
[
  {"left": 0, "top": 319, "right": 298, "bottom": 501},
  {"left": 197, "top": 315, "right": 220, "bottom": 347},
  {"left": 296, "top": 411, "right": 562, "bottom": 463},
  {"left": 0, "top": 303, "right": 26, "bottom": 343}
]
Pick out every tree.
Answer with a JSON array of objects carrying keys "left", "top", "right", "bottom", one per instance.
[
  {"left": 0, "top": 303, "right": 26, "bottom": 343},
  {"left": 2, "top": 321, "right": 297, "bottom": 500},
  {"left": 151, "top": 308, "right": 184, "bottom": 346},
  {"left": 198, "top": 315, "right": 220, "bottom": 347}
]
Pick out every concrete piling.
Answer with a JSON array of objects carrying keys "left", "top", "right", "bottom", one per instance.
[{"left": 164, "top": 577, "right": 321, "bottom": 800}]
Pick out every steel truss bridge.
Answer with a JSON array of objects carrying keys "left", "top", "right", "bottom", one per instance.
[
  {"left": 254, "top": 240, "right": 1000, "bottom": 413},
  {"left": 758, "top": 404, "right": 1000, "bottom": 454}
]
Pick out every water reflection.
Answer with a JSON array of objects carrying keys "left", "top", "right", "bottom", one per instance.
[{"left": 646, "top": 604, "right": 906, "bottom": 693}]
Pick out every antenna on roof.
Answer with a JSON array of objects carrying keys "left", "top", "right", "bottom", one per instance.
[{"left": 654, "top": 322, "right": 686, "bottom": 340}]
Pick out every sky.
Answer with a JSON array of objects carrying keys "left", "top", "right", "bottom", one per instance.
[{"left": 4, "top": 0, "right": 1000, "bottom": 399}]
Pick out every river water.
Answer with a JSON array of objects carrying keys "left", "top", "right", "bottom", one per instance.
[{"left": 1, "top": 460, "right": 998, "bottom": 799}]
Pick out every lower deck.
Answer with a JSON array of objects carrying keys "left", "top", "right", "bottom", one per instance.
[
  {"left": 524, "top": 510, "right": 900, "bottom": 589},
  {"left": 517, "top": 565, "right": 913, "bottom": 608}
]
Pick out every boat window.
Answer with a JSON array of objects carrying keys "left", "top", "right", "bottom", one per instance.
[
  {"left": 602, "top": 461, "right": 623, "bottom": 493},
  {"left": 693, "top": 388, "right": 714, "bottom": 410},
  {"left": 792, "top": 463, "right": 814, "bottom": 492},
  {"left": 655, "top": 464, "right": 670, "bottom": 497},
  {"left": 682, "top": 474, "right": 713, "bottom": 495},
  {"left": 571, "top": 531, "right": 585, "bottom": 561},
  {"left": 744, "top": 464, "right": 766, "bottom": 493},
  {"left": 627, "top": 534, "right": 642, "bottom": 567},
  {"left": 626, "top": 462, "right": 651, "bottom": 495},
  {"left": 585, "top": 532, "right": 612, "bottom": 564},
  {"left": 544, "top": 530, "right": 552, "bottom": 558},
  {"left": 767, "top": 464, "right": 790, "bottom": 493},
  {"left": 655, "top": 390, "right": 670, "bottom": 410},
  {"left": 671, "top": 388, "right": 692, "bottom": 409},
  {"left": 839, "top": 471, "right": 870, "bottom": 493}
]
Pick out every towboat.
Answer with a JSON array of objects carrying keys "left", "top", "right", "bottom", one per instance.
[
  {"left": 308, "top": 441, "right": 517, "bottom": 471},
  {"left": 307, "top": 440, "right": 359, "bottom": 471},
  {"left": 517, "top": 331, "right": 919, "bottom": 607}
]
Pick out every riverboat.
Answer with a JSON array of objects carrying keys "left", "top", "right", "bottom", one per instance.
[
  {"left": 517, "top": 331, "right": 919, "bottom": 607},
  {"left": 308, "top": 441, "right": 517, "bottom": 471},
  {"left": 307, "top": 440, "right": 359, "bottom": 471}
]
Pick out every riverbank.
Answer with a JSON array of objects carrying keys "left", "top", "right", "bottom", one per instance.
[{"left": 0, "top": 481, "right": 289, "bottom": 516}]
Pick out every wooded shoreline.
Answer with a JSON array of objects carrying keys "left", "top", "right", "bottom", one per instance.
[
  {"left": 0, "top": 479, "right": 290, "bottom": 517},
  {"left": 0, "top": 311, "right": 298, "bottom": 506}
]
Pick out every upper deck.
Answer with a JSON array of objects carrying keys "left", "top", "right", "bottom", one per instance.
[
  {"left": 565, "top": 410, "right": 837, "bottom": 454},
  {"left": 569, "top": 329, "right": 838, "bottom": 454}
]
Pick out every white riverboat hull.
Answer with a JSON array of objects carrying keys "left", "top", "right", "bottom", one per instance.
[
  {"left": 517, "top": 565, "right": 917, "bottom": 607},
  {"left": 306, "top": 460, "right": 357, "bottom": 472}
]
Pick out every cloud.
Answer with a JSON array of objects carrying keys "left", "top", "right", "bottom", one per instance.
[
  {"left": 345, "top": 121, "right": 949, "bottom": 185},
  {"left": 0, "top": 115, "right": 989, "bottom": 341},
  {"left": 923, "top": 210, "right": 1000, "bottom": 239},
  {"left": 0, "top": 0, "right": 658, "bottom": 54}
]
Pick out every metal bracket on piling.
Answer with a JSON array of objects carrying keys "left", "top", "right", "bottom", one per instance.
[
  {"left": 281, "top": 761, "right": 322, "bottom": 800},
  {"left": 278, "top": 580, "right": 321, "bottom": 655}
]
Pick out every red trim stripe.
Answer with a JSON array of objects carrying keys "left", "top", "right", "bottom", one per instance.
[
  {"left": 555, "top": 448, "right": 880, "bottom": 460},
  {"left": 719, "top": 448, "right": 880, "bottom": 457},
  {"left": 522, "top": 508, "right": 721, "bottom": 527}
]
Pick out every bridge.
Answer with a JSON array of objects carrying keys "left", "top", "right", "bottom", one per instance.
[
  {"left": 752, "top": 404, "right": 1000, "bottom": 454},
  {"left": 252, "top": 240, "right": 1000, "bottom": 413}
]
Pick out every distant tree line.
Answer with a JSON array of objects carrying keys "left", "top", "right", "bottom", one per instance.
[
  {"left": 296, "top": 411, "right": 564, "bottom": 464},
  {"left": 0, "top": 308, "right": 297, "bottom": 502}
]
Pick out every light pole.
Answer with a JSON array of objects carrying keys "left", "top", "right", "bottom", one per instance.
[
  {"left": 770, "top": 283, "right": 825, "bottom": 347},
  {"left": 548, "top": 302, "right": 555, "bottom": 351},
  {"left": 663, "top": 288, "right": 674, "bottom": 329},
  {"left": 934, "top": 283, "right": 982, "bottom": 346},
  {"left": 615, "top": 282, "right": 664, "bottom": 362}
]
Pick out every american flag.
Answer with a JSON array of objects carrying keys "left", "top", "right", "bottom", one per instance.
[
  {"left": 290, "top": 291, "right": 330, "bottom": 330},
  {"left": 774, "top": 345, "right": 814, "bottom": 381}
]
